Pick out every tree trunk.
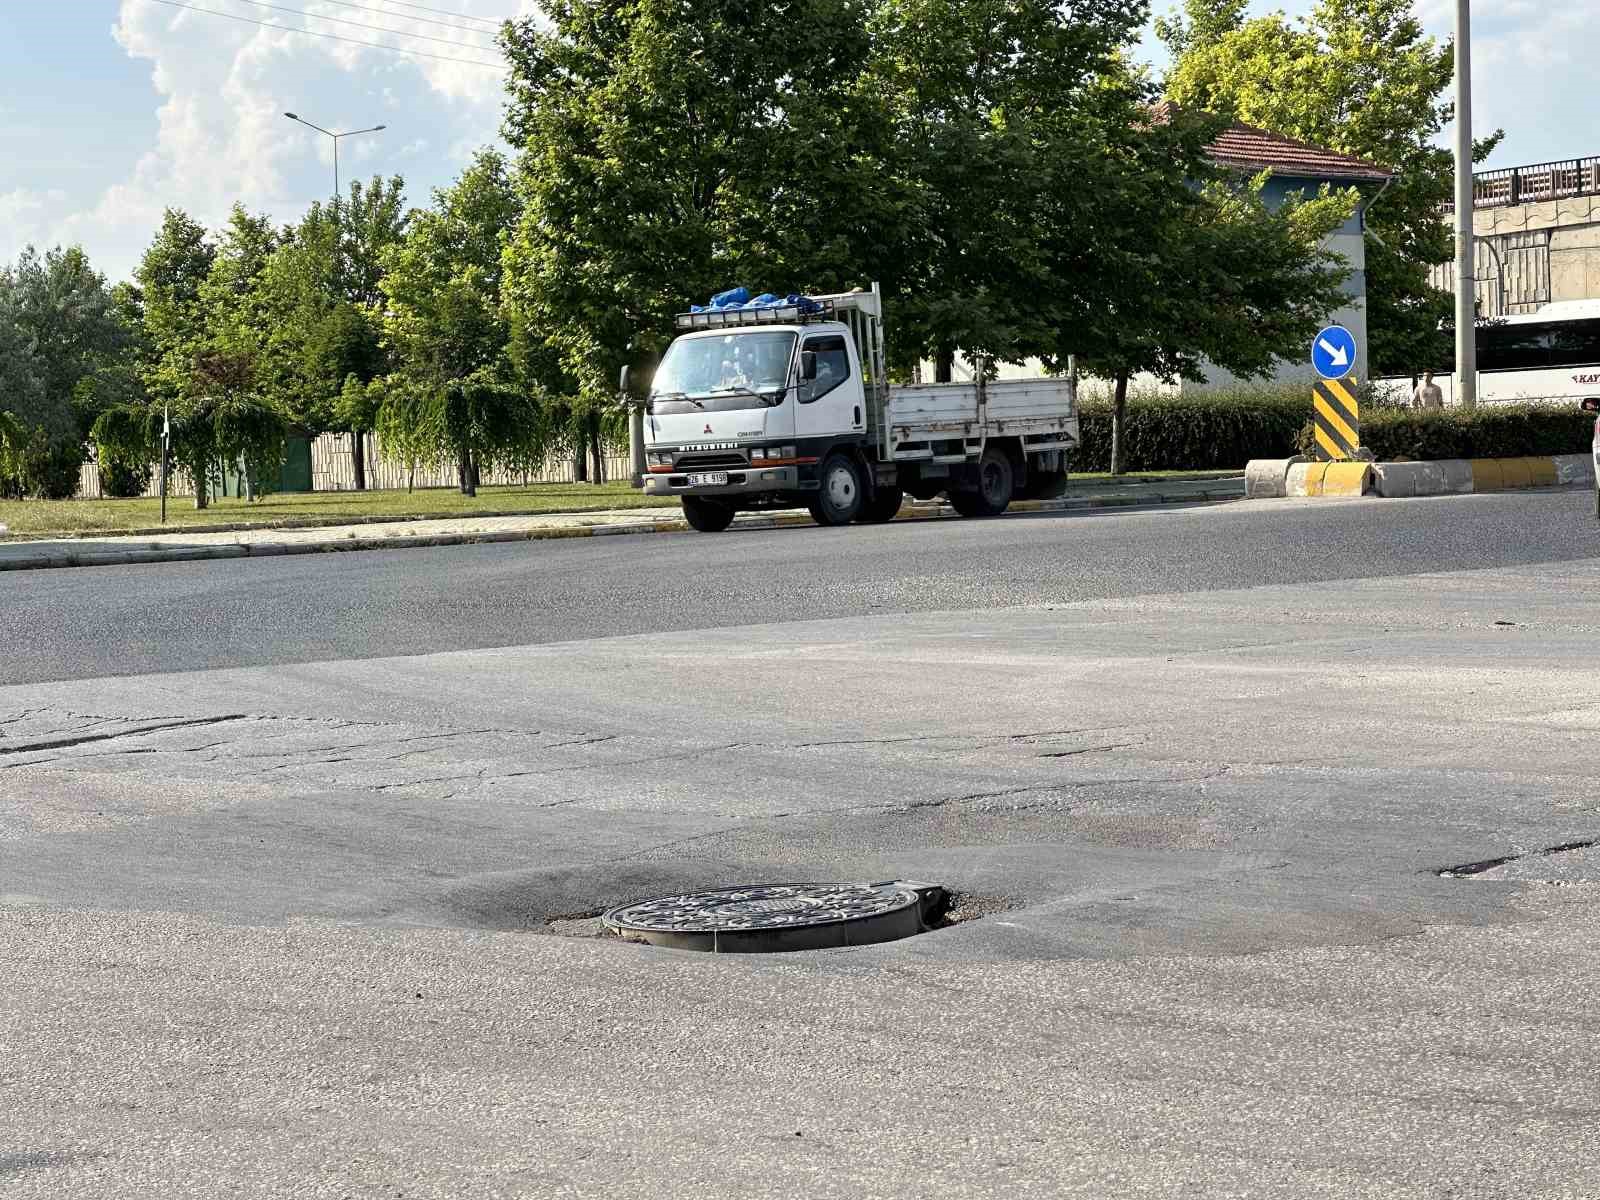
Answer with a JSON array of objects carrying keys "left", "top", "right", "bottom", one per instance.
[
  {"left": 573, "top": 437, "right": 588, "bottom": 483},
  {"left": 935, "top": 347, "right": 954, "bottom": 384},
  {"left": 470, "top": 453, "right": 481, "bottom": 490},
  {"left": 407, "top": 465, "right": 415, "bottom": 493},
  {"left": 1110, "top": 372, "right": 1129, "bottom": 477},
  {"left": 193, "top": 456, "right": 209, "bottom": 509},
  {"left": 589, "top": 417, "right": 605, "bottom": 485},
  {"left": 351, "top": 430, "right": 367, "bottom": 491},
  {"left": 458, "top": 444, "right": 475, "bottom": 497}
]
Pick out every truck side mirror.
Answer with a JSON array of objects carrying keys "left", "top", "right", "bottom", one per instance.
[{"left": 799, "top": 351, "right": 818, "bottom": 382}]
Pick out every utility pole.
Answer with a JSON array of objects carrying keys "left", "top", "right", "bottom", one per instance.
[{"left": 1453, "top": 0, "right": 1477, "bottom": 409}]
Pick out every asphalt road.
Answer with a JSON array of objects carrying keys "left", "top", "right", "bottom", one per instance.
[
  {"left": 3, "top": 490, "right": 1599, "bottom": 1198},
  {"left": 3, "top": 489, "right": 1599, "bottom": 684}
]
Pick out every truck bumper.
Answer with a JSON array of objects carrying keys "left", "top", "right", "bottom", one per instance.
[{"left": 643, "top": 465, "right": 801, "bottom": 498}]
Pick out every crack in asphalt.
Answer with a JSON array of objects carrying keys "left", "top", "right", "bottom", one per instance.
[
  {"left": 0, "top": 714, "right": 251, "bottom": 757},
  {"left": 1436, "top": 839, "right": 1597, "bottom": 878},
  {"left": 1035, "top": 742, "right": 1142, "bottom": 759}
]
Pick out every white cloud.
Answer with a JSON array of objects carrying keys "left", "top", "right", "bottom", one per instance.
[{"left": 1, "top": 1, "right": 531, "bottom": 282}]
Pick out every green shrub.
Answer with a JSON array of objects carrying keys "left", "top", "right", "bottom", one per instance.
[
  {"left": 1294, "top": 403, "right": 1594, "bottom": 461},
  {"left": 1071, "top": 385, "right": 1312, "bottom": 472},
  {"left": 100, "top": 458, "right": 154, "bottom": 498},
  {"left": 0, "top": 424, "right": 82, "bottom": 499}
]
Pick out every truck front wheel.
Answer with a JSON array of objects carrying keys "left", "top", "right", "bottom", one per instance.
[
  {"left": 950, "top": 446, "right": 1014, "bottom": 517},
  {"left": 681, "top": 496, "right": 736, "bottom": 533},
  {"left": 808, "top": 453, "right": 865, "bottom": 526}
]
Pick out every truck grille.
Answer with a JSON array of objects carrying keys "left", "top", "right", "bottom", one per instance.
[{"left": 675, "top": 452, "right": 747, "bottom": 470}]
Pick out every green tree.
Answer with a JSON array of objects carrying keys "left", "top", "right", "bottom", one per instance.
[
  {"left": 256, "top": 177, "right": 408, "bottom": 488},
  {"left": 1072, "top": 167, "right": 1356, "bottom": 473},
  {"left": 1, "top": 245, "right": 132, "bottom": 497},
  {"left": 500, "top": 0, "right": 901, "bottom": 420},
  {"left": 867, "top": 0, "right": 1157, "bottom": 378},
  {"left": 380, "top": 150, "right": 543, "bottom": 495},
  {"left": 1158, "top": 0, "right": 1502, "bottom": 375},
  {"left": 131, "top": 209, "right": 220, "bottom": 505},
  {"left": 0, "top": 280, "right": 50, "bottom": 496}
]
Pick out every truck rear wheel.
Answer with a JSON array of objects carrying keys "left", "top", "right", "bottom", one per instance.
[
  {"left": 856, "top": 486, "right": 904, "bottom": 524},
  {"left": 807, "top": 453, "right": 864, "bottom": 526},
  {"left": 681, "top": 496, "right": 736, "bottom": 533},
  {"left": 950, "top": 446, "right": 1014, "bottom": 517}
]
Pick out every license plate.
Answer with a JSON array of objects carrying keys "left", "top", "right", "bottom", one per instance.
[{"left": 688, "top": 472, "right": 729, "bottom": 487}]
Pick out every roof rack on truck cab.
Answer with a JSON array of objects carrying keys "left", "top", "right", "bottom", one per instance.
[{"left": 673, "top": 285, "right": 883, "bottom": 331}]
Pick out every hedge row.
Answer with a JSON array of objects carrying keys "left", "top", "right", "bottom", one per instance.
[
  {"left": 1069, "top": 387, "right": 1312, "bottom": 472},
  {"left": 1304, "top": 404, "right": 1596, "bottom": 462},
  {"left": 1066, "top": 390, "right": 1594, "bottom": 473}
]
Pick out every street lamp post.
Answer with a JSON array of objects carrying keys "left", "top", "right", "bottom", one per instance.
[
  {"left": 283, "top": 112, "right": 386, "bottom": 201},
  {"left": 1453, "top": 0, "right": 1477, "bottom": 409}
]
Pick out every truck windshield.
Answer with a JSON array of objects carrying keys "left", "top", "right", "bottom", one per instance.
[{"left": 651, "top": 331, "right": 795, "bottom": 412}]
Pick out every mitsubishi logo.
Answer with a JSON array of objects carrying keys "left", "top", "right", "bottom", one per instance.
[{"left": 704, "top": 423, "right": 713, "bottom": 434}]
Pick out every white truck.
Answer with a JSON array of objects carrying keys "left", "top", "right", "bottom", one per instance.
[{"left": 632, "top": 284, "right": 1080, "bottom": 532}]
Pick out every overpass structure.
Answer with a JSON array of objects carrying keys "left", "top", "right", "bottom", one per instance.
[{"left": 1437, "top": 157, "right": 1600, "bottom": 318}]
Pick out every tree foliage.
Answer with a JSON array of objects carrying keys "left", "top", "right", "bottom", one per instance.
[
  {"left": 867, "top": 0, "right": 1154, "bottom": 376},
  {"left": 1158, "top": 0, "right": 1503, "bottom": 375},
  {"left": 381, "top": 150, "right": 544, "bottom": 494},
  {"left": 500, "top": 0, "right": 900, "bottom": 407},
  {"left": 0, "top": 244, "right": 132, "bottom": 496}
]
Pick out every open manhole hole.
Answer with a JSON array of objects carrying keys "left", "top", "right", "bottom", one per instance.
[{"left": 601, "top": 880, "right": 946, "bottom": 952}]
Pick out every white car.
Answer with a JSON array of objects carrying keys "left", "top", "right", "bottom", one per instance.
[{"left": 1585, "top": 397, "right": 1600, "bottom": 518}]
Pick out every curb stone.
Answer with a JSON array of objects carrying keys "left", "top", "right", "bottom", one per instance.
[{"left": 0, "top": 485, "right": 1242, "bottom": 573}]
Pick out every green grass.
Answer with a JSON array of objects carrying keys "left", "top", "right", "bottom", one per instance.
[
  {"left": 0, "top": 481, "right": 680, "bottom": 537},
  {"left": 0, "top": 469, "right": 1240, "bottom": 538}
]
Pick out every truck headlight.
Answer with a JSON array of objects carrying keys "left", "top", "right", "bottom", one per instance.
[{"left": 750, "top": 447, "right": 768, "bottom": 461}]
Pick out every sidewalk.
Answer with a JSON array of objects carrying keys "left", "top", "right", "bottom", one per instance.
[{"left": 0, "top": 475, "right": 1242, "bottom": 572}]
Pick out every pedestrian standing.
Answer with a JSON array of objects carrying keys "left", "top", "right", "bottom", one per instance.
[{"left": 1412, "top": 370, "right": 1444, "bottom": 410}]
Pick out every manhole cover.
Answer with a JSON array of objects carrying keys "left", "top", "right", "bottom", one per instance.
[{"left": 602, "top": 880, "right": 943, "bottom": 953}]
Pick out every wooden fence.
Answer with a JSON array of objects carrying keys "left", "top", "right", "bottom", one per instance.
[{"left": 78, "top": 432, "right": 631, "bottom": 499}]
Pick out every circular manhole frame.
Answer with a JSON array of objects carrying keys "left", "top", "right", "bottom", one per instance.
[{"left": 602, "top": 880, "right": 943, "bottom": 953}]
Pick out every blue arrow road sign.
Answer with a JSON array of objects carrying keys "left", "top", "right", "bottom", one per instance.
[{"left": 1311, "top": 324, "right": 1358, "bottom": 380}]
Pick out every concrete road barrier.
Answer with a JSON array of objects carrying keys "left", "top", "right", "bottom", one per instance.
[
  {"left": 1438, "top": 459, "right": 1474, "bottom": 493},
  {"left": 1258, "top": 454, "right": 1589, "bottom": 501},
  {"left": 1286, "top": 461, "right": 1370, "bottom": 497},
  {"left": 1284, "top": 461, "right": 1324, "bottom": 497},
  {"left": 1245, "top": 457, "right": 1304, "bottom": 499},
  {"left": 1320, "top": 462, "right": 1373, "bottom": 496},
  {"left": 1372, "top": 461, "right": 1447, "bottom": 498},
  {"left": 1552, "top": 453, "right": 1597, "bottom": 486}
]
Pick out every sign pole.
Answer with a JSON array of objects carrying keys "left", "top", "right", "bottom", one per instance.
[
  {"left": 1454, "top": 0, "right": 1477, "bottom": 409},
  {"left": 159, "top": 404, "right": 169, "bottom": 525}
]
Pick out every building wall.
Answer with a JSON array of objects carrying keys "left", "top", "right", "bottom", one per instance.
[
  {"left": 1432, "top": 193, "right": 1600, "bottom": 318},
  {"left": 1192, "top": 176, "right": 1369, "bottom": 391}
]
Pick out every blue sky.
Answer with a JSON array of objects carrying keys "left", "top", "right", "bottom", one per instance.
[{"left": 0, "top": 1, "right": 1586, "bottom": 284}]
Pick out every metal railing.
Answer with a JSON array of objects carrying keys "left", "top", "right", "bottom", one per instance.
[{"left": 1445, "top": 157, "right": 1600, "bottom": 211}]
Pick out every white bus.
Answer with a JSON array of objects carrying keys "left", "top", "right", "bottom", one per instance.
[{"left": 1375, "top": 300, "right": 1600, "bottom": 406}]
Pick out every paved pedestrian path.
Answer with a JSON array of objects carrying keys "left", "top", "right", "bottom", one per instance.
[{"left": 0, "top": 475, "right": 1242, "bottom": 571}]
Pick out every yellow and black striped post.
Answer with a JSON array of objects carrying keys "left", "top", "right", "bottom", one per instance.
[{"left": 1312, "top": 377, "right": 1360, "bottom": 461}]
